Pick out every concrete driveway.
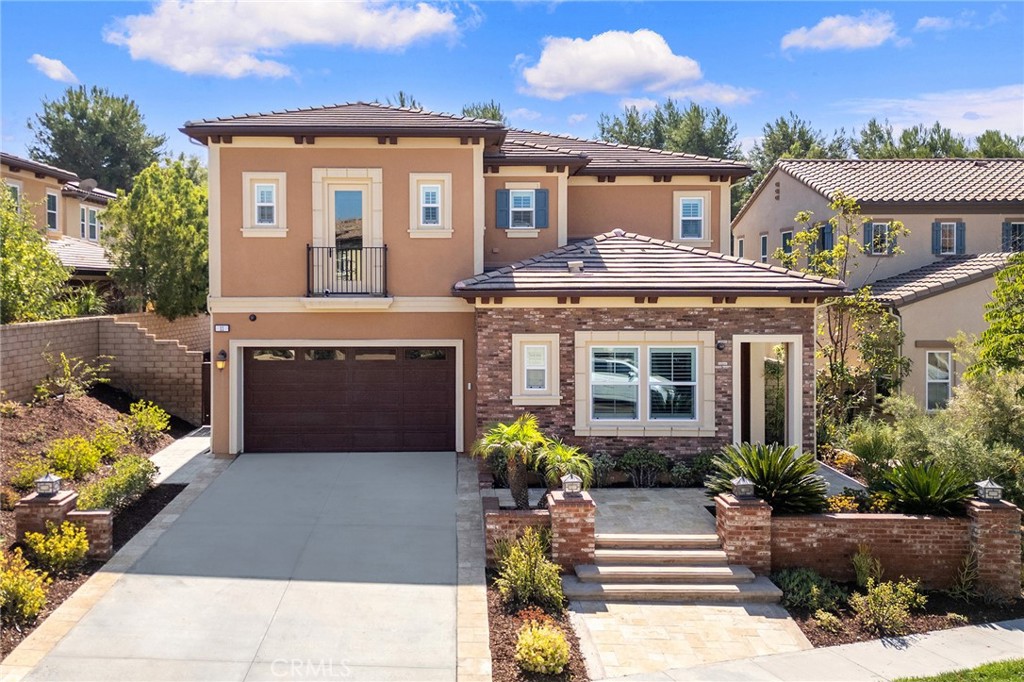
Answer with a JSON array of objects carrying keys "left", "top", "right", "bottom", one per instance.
[{"left": 25, "top": 452, "right": 458, "bottom": 682}]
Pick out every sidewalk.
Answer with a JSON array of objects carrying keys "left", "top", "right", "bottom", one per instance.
[{"left": 604, "top": 618, "right": 1024, "bottom": 681}]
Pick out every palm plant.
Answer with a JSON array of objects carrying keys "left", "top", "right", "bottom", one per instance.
[
  {"left": 880, "top": 461, "right": 974, "bottom": 516},
  {"left": 536, "top": 438, "right": 594, "bottom": 501},
  {"left": 472, "top": 413, "right": 546, "bottom": 509},
  {"left": 705, "top": 442, "right": 828, "bottom": 514}
]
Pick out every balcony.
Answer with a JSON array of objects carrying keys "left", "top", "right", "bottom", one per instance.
[{"left": 306, "top": 245, "right": 388, "bottom": 297}]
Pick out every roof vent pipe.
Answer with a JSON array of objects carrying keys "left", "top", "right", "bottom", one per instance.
[{"left": 567, "top": 260, "right": 585, "bottom": 273}]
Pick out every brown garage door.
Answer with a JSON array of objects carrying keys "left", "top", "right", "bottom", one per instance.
[{"left": 243, "top": 346, "right": 456, "bottom": 453}]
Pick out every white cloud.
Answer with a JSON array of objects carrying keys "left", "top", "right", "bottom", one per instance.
[
  {"left": 105, "top": 0, "right": 459, "bottom": 78},
  {"left": 28, "top": 54, "right": 78, "bottom": 83},
  {"left": 519, "top": 29, "right": 701, "bottom": 100},
  {"left": 781, "top": 11, "right": 899, "bottom": 51},
  {"left": 619, "top": 97, "right": 659, "bottom": 112},
  {"left": 667, "top": 82, "right": 758, "bottom": 106},
  {"left": 915, "top": 16, "right": 954, "bottom": 32},
  {"left": 509, "top": 107, "right": 542, "bottom": 121},
  {"left": 842, "top": 84, "right": 1024, "bottom": 137},
  {"left": 567, "top": 113, "right": 587, "bottom": 125}
]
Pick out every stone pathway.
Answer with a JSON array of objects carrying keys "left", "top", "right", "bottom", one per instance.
[
  {"left": 152, "top": 426, "right": 212, "bottom": 485},
  {"left": 590, "top": 489, "right": 717, "bottom": 535},
  {"left": 456, "top": 456, "right": 492, "bottom": 682}
]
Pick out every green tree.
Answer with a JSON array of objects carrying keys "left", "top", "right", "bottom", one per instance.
[
  {"left": 27, "top": 86, "right": 167, "bottom": 191},
  {"left": 462, "top": 99, "right": 507, "bottom": 124},
  {"left": 169, "top": 152, "right": 208, "bottom": 187},
  {"left": 748, "top": 112, "right": 848, "bottom": 183},
  {"left": 776, "top": 192, "right": 911, "bottom": 436},
  {"left": 101, "top": 160, "right": 208, "bottom": 320},
  {"left": 969, "top": 253, "right": 1024, "bottom": 388},
  {"left": 472, "top": 413, "right": 547, "bottom": 510},
  {"left": 597, "top": 105, "right": 659, "bottom": 148},
  {"left": 0, "top": 190, "right": 71, "bottom": 323},
  {"left": 852, "top": 119, "right": 970, "bottom": 158},
  {"left": 973, "top": 130, "right": 1024, "bottom": 158},
  {"left": 384, "top": 91, "right": 422, "bottom": 109}
]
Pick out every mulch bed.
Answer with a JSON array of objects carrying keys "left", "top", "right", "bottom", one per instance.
[
  {"left": 790, "top": 590, "right": 1024, "bottom": 647},
  {"left": 487, "top": 585, "right": 589, "bottom": 682},
  {"left": 0, "top": 483, "right": 186, "bottom": 659}
]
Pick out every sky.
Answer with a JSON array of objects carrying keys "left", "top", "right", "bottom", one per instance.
[{"left": 2, "top": 1, "right": 1022, "bottom": 163}]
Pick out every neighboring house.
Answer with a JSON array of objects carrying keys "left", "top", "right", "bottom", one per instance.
[
  {"left": 732, "top": 158, "right": 1024, "bottom": 410},
  {"left": 181, "top": 102, "right": 845, "bottom": 457},
  {"left": 1, "top": 152, "right": 115, "bottom": 285}
]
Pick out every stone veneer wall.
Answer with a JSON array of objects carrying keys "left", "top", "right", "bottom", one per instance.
[
  {"left": 476, "top": 306, "right": 815, "bottom": 458},
  {"left": 482, "top": 496, "right": 550, "bottom": 567},
  {"left": 114, "top": 313, "right": 210, "bottom": 352}
]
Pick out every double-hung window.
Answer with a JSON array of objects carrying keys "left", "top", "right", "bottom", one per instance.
[
  {"left": 81, "top": 206, "right": 99, "bottom": 240},
  {"left": 5, "top": 181, "right": 21, "bottom": 206},
  {"left": 926, "top": 351, "right": 952, "bottom": 410},
  {"left": 511, "top": 333, "right": 560, "bottom": 405},
  {"left": 591, "top": 347, "right": 640, "bottom": 420},
  {"left": 648, "top": 347, "right": 697, "bottom": 420},
  {"left": 591, "top": 346, "right": 698, "bottom": 422},
  {"left": 420, "top": 184, "right": 440, "bottom": 227},
  {"left": 869, "top": 222, "right": 891, "bottom": 255},
  {"left": 510, "top": 190, "right": 535, "bottom": 229},
  {"left": 254, "top": 184, "right": 276, "bottom": 225},
  {"left": 1005, "top": 222, "right": 1024, "bottom": 252},
  {"left": 80, "top": 206, "right": 86, "bottom": 238},
  {"left": 45, "top": 192, "right": 59, "bottom": 231},
  {"left": 679, "top": 197, "right": 704, "bottom": 239},
  {"left": 524, "top": 345, "right": 548, "bottom": 391},
  {"left": 760, "top": 234, "right": 769, "bottom": 263},
  {"left": 736, "top": 238, "right": 744, "bottom": 258},
  {"left": 409, "top": 173, "right": 452, "bottom": 237},
  {"left": 939, "top": 222, "right": 956, "bottom": 255},
  {"left": 781, "top": 230, "right": 793, "bottom": 255},
  {"left": 242, "top": 172, "right": 287, "bottom": 236}
]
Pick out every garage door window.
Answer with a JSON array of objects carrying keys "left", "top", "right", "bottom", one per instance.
[
  {"left": 252, "top": 349, "right": 295, "bottom": 361},
  {"left": 355, "top": 350, "right": 396, "bottom": 361},
  {"left": 407, "top": 349, "right": 448, "bottom": 360},
  {"left": 305, "top": 349, "right": 345, "bottom": 361}
]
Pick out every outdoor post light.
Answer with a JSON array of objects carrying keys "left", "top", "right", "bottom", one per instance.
[
  {"left": 34, "top": 473, "right": 62, "bottom": 496},
  {"left": 561, "top": 473, "right": 583, "bottom": 497},
  {"left": 974, "top": 478, "right": 1003, "bottom": 501},
  {"left": 215, "top": 350, "right": 228, "bottom": 371},
  {"left": 731, "top": 475, "right": 755, "bottom": 498}
]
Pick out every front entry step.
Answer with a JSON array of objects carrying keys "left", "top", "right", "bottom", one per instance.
[
  {"left": 562, "top": 575, "right": 782, "bottom": 603},
  {"left": 594, "top": 548, "right": 729, "bottom": 565},
  {"left": 595, "top": 533, "right": 722, "bottom": 550},
  {"left": 575, "top": 563, "right": 755, "bottom": 584}
]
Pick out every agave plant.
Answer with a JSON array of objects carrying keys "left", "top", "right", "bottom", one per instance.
[
  {"left": 880, "top": 461, "right": 974, "bottom": 516},
  {"left": 471, "top": 413, "right": 546, "bottom": 509},
  {"left": 535, "top": 438, "right": 594, "bottom": 502},
  {"left": 705, "top": 442, "right": 828, "bottom": 514}
]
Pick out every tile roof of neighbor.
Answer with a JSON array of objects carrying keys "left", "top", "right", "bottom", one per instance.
[
  {"left": 46, "top": 236, "right": 112, "bottom": 273},
  {"left": 1, "top": 152, "right": 79, "bottom": 183},
  {"left": 62, "top": 180, "right": 116, "bottom": 204},
  {"left": 454, "top": 230, "right": 846, "bottom": 298},
  {"left": 870, "top": 253, "right": 1010, "bottom": 306}
]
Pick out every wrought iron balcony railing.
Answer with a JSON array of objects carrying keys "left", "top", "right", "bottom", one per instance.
[{"left": 306, "top": 245, "right": 388, "bottom": 297}]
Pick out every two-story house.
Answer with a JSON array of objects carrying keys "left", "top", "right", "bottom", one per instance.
[
  {"left": 1, "top": 152, "right": 115, "bottom": 287},
  {"left": 182, "top": 102, "right": 846, "bottom": 458},
  {"left": 732, "top": 158, "right": 1024, "bottom": 410}
]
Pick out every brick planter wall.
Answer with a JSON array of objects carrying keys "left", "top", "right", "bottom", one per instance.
[
  {"left": 547, "top": 490, "right": 596, "bottom": 570},
  {"left": 716, "top": 493, "right": 772, "bottom": 574},
  {"left": 66, "top": 509, "right": 114, "bottom": 560},
  {"left": 482, "top": 496, "right": 551, "bottom": 567},
  {"left": 476, "top": 306, "right": 815, "bottom": 458},
  {"left": 967, "top": 500, "right": 1023, "bottom": 600},
  {"left": 13, "top": 491, "right": 79, "bottom": 541}
]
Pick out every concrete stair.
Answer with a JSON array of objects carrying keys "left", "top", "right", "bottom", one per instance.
[{"left": 565, "top": 532, "right": 781, "bottom": 604}]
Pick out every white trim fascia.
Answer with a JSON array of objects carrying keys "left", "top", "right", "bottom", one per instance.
[
  {"left": 208, "top": 144, "right": 222, "bottom": 297},
  {"left": 731, "top": 334, "right": 804, "bottom": 452},
  {"left": 227, "top": 338, "right": 465, "bottom": 454},
  {"left": 209, "top": 296, "right": 474, "bottom": 314},
  {"left": 473, "top": 144, "right": 484, "bottom": 274}
]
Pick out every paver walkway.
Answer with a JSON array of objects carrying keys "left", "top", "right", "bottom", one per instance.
[
  {"left": 606, "top": 618, "right": 1024, "bottom": 681},
  {"left": 9, "top": 452, "right": 462, "bottom": 682}
]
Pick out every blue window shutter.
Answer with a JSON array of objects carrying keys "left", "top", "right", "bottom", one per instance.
[
  {"left": 1002, "top": 221, "right": 1012, "bottom": 251},
  {"left": 496, "top": 189, "right": 510, "bottom": 229},
  {"left": 535, "top": 189, "right": 549, "bottom": 228},
  {"left": 887, "top": 225, "right": 897, "bottom": 255},
  {"left": 863, "top": 222, "right": 874, "bottom": 250},
  {"left": 955, "top": 222, "right": 966, "bottom": 255},
  {"left": 822, "top": 225, "right": 834, "bottom": 251},
  {"left": 931, "top": 221, "right": 941, "bottom": 255}
]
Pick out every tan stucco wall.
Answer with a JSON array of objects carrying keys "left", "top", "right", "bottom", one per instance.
[
  {"left": 2, "top": 166, "right": 63, "bottom": 237},
  {"left": 217, "top": 144, "right": 478, "bottom": 297},
  {"left": 734, "top": 169, "right": 1024, "bottom": 288},
  {"left": 567, "top": 182, "right": 725, "bottom": 252},
  {"left": 209, "top": 310, "right": 476, "bottom": 455},
  {"left": 483, "top": 174, "right": 560, "bottom": 268},
  {"left": 897, "top": 276, "right": 996, "bottom": 409}
]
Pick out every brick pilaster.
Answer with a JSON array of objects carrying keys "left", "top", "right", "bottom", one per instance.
[
  {"left": 547, "top": 490, "right": 596, "bottom": 571},
  {"left": 967, "top": 499, "right": 1022, "bottom": 601},
  {"left": 67, "top": 509, "right": 114, "bottom": 560},
  {"left": 716, "top": 493, "right": 772, "bottom": 575},
  {"left": 13, "top": 491, "right": 79, "bottom": 541}
]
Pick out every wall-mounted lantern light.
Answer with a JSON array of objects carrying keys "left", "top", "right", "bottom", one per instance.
[{"left": 216, "top": 350, "right": 228, "bottom": 371}]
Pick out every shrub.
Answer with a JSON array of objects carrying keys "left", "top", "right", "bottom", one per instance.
[
  {"left": 591, "top": 452, "right": 616, "bottom": 487},
  {"left": 852, "top": 544, "right": 884, "bottom": 588},
  {"left": 670, "top": 461, "right": 692, "bottom": 487},
  {"left": 617, "top": 447, "right": 670, "bottom": 488},
  {"left": 494, "top": 527, "right": 565, "bottom": 611},
  {"left": 515, "top": 621, "right": 570, "bottom": 675},
  {"left": 825, "top": 495, "right": 860, "bottom": 513},
  {"left": 513, "top": 605, "right": 557, "bottom": 629},
  {"left": 670, "top": 450, "right": 717, "bottom": 487},
  {"left": 91, "top": 424, "right": 130, "bottom": 461},
  {"left": 881, "top": 461, "right": 974, "bottom": 516},
  {"left": 946, "top": 612, "right": 969, "bottom": 626},
  {"left": 76, "top": 455, "right": 158, "bottom": 511},
  {"left": 1, "top": 487, "right": 20, "bottom": 511},
  {"left": 831, "top": 450, "right": 861, "bottom": 477},
  {"left": 10, "top": 457, "right": 49, "bottom": 491},
  {"left": 485, "top": 447, "right": 509, "bottom": 488},
  {"left": 34, "top": 352, "right": 111, "bottom": 402},
  {"left": 813, "top": 609, "right": 844, "bottom": 634},
  {"left": 0, "top": 400, "right": 20, "bottom": 418},
  {"left": 0, "top": 548, "right": 50, "bottom": 624},
  {"left": 771, "top": 568, "right": 846, "bottom": 613},
  {"left": 845, "top": 419, "right": 899, "bottom": 487},
  {"left": 850, "top": 577, "right": 927, "bottom": 636},
  {"left": 47, "top": 436, "right": 102, "bottom": 480},
  {"left": 946, "top": 549, "right": 979, "bottom": 602},
  {"left": 119, "top": 400, "right": 170, "bottom": 448},
  {"left": 706, "top": 443, "right": 828, "bottom": 514},
  {"left": 536, "top": 439, "right": 593, "bottom": 490},
  {"left": 24, "top": 521, "right": 89, "bottom": 575}
]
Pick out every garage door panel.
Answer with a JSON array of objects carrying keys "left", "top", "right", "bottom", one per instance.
[{"left": 244, "top": 346, "right": 455, "bottom": 453}]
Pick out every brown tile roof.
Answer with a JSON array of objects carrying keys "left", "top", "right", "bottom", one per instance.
[
  {"left": 870, "top": 253, "right": 1010, "bottom": 306},
  {"left": 505, "top": 129, "right": 752, "bottom": 177},
  {"left": 454, "top": 229, "right": 846, "bottom": 298},
  {"left": 181, "top": 102, "right": 506, "bottom": 142},
  {"left": 62, "top": 181, "right": 116, "bottom": 205},
  {"left": 47, "top": 236, "right": 112, "bottom": 274},
  {"left": 1, "top": 152, "right": 79, "bottom": 183},
  {"left": 484, "top": 139, "right": 590, "bottom": 169}
]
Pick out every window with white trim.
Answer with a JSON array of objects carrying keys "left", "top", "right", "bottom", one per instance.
[
  {"left": 926, "top": 351, "right": 952, "bottom": 411},
  {"left": 45, "top": 192, "right": 59, "bottom": 231},
  {"left": 591, "top": 345, "right": 699, "bottom": 422},
  {"left": 781, "top": 230, "right": 793, "bottom": 255},
  {"left": 736, "top": 237, "right": 744, "bottom": 258},
  {"left": 511, "top": 334, "right": 560, "bottom": 405},
  {"left": 409, "top": 173, "right": 452, "bottom": 237},
  {"left": 80, "top": 206, "right": 99, "bottom": 241},
  {"left": 591, "top": 347, "right": 640, "bottom": 420},
  {"left": 242, "top": 172, "right": 287, "bottom": 235},
  {"left": 420, "top": 184, "right": 440, "bottom": 226},
  {"left": 870, "top": 222, "right": 890, "bottom": 255},
  {"left": 80, "top": 206, "right": 86, "bottom": 238},
  {"left": 254, "top": 183, "right": 276, "bottom": 225},
  {"left": 760, "top": 234, "right": 769, "bottom": 263},
  {"left": 510, "top": 189, "right": 535, "bottom": 229},
  {"left": 5, "top": 181, "right": 21, "bottom": 206},
  {"left": 678, "top": 197, "right": 704, "bottom": 239},
  {"left": 648, "top": 347, "right": 697, "bottom": 420},
  {"left": 1007, "top": 223, "right": 1024, "bottom": 252},
  {"left": 939, "top": 222, "right": 956, "bottom": 255}
]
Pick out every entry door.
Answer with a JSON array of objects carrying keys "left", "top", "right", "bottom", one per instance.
[{"left": 330, "top": 187, "right": 366, "bottom": 292}]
